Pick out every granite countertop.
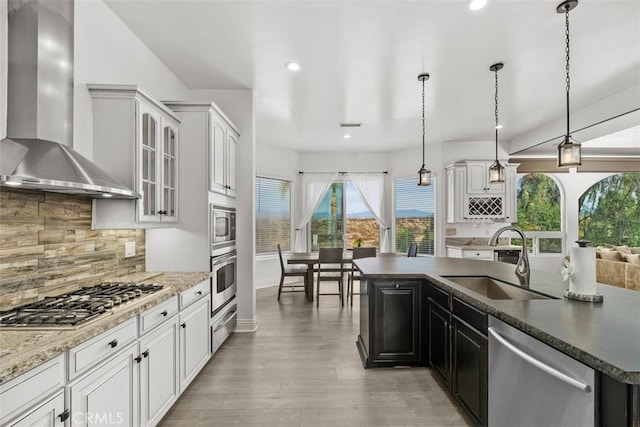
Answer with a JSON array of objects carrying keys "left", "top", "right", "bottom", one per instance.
[
  {"left": 354, "top": 256, "right": 640, "bottom": 385},
  {"left": 0, "top": 271, "right": 211, "bottom": 384}
]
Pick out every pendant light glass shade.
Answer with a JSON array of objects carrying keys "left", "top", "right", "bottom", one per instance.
[
  {"left": 557, "top": 135, "right": 581, "bottom": 167},
  {"left": 489, "top": 160, "right": 505, "bottom": 183},
  {"left": 556, "top": 0, "right": 581, "bottom": 168},
  {"left": 417, "top": 73, "right": 431, "bottom": 186},
  {"left": 418, "top": 165, "right": 431, "bottom": 186},
  {"left": 489, "top": 62, "right": 505, "bottom": 183}
]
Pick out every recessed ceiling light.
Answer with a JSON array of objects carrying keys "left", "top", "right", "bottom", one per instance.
[
  {"left": 344, "top": 134, "right": 351, "bottom": 139},
  {"left": 468, "top": 0, "right": 487, "bottom": 11},
  {"left": 4, "top": 181, "right": 22, "bottom": 186},
  {"left": 285, "top": 62, "right": 302, "bottom": 72}
]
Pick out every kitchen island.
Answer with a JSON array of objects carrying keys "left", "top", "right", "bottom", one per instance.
[{"left": 354, "top": 256, "right": 639, "bottom": 426}]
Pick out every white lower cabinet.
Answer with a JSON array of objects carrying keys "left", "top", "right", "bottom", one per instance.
[
  {"left": 6, "top": 391, "right": 65, "bottom": 427},
  {"left": 139, "top": 316, "right": 179, "bottom": 427},
  {"left": 179, "top": 297, "right": 211, "bottom": 392},
  {"left": 67, "top": 343, "right": 139, "bottom": 427},
  {"left": 2, "top": 285, "right": 216, "bottom": 427}
]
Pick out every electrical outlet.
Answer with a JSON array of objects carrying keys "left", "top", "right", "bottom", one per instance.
[{"left": 125, "top": 242, "right": 136, "bottom": 258}]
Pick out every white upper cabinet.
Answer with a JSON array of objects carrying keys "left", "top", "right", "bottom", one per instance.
[
  {"left": 466, "top": 161, "right": 504, "bottom": 194},
  {"left": 209, "top": 113, "right": 239, "bottom": 198},
  {"left": 88, "top": 84, "right": 180, "bottom": 229},
  {"left": 446, "top": 161, "right": 518, "bottom": 223}
]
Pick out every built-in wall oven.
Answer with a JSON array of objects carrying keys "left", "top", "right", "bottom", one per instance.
[
  {"left": 210, "top": 248, "right": 237, "bottom": 317},
  {"left": 210, "top": 204, "right": 236, "bottom": 256}
]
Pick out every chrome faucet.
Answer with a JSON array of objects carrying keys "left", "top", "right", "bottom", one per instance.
[{"left": 489, "top": 226, "right": 530, "bottom": 288}]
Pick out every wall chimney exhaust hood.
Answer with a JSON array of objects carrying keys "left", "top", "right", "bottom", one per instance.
[{"left": 0, "top": 0, "right": 139, "bottom": 199}]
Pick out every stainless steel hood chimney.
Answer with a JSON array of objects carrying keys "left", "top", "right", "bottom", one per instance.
[{"left": 0, "top": 0, "right": 139, "bottom": 199}]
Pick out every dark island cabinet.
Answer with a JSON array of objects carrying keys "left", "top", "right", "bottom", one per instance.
[
  {"left": 428, "top": 299, "right": 451, "bottom": 385},
  {"left": 357, "top": 280, "right": 423, "bottom": 368},
  {"left": 428, "top": 283, "right": 488, "bottom": 426},
  {"left": 453, "top": 317, "right": 487, "bottom": 426}
]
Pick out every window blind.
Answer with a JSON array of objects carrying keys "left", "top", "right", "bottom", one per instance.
[
  {"left": 255, "top": 177, "right": 292, "bottom": 254},
  {"left": 395, "top": 177, "right": 436, "bottom": 255}
]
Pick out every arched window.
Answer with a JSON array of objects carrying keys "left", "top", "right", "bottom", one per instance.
[
  {"left": 579, "top": 173, "right": 640, "bottom": 246},
  {"left": 516, "top": 173, "right": 563, "bottom": 254}
]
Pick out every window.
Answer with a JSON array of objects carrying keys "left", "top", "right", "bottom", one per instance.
[
  {"left": 255, "top": 176, "right": 291, "bottom": 254},
  {"left": 516, "top": 173, "right": 563, "bottom": 254},
  {"left": 579, "top": 172, "right": 640, "bottom": 246},
  {"left": 394, "top": 177, "right": 436, "bottom": 255},
  {"left": 346, "top": 182, "right": 379, "bottom": 249}
]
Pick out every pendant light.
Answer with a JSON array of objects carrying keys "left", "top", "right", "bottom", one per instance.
[
  {"left": 489, "top": 62, "right": 505, "bottom": 183},
  {"left": 556, "top": 0, "right": 581, "bottom": 167},
  {"left": 417, "top": 73, "right": 431, "bottom": 186}
]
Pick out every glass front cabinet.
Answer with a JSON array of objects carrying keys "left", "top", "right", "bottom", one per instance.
[{"left": 89, "top": 84, "right": 180, "bottom": 229}]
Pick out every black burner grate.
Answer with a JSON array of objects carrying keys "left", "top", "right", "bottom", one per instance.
[{"left": 0, "top": 283, "right": 164, "bottom": 327}]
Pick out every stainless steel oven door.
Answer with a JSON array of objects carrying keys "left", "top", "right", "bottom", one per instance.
[
  {"left": 210, "top": 250, "right": 237, "bottom": 316},
  {"left": 211, "top": 301, "right": 237, "bottom": 355}
]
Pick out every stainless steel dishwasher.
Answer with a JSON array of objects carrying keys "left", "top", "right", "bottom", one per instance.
[{"left": 488, "top": 316, "right": 595, "bottom": 427}]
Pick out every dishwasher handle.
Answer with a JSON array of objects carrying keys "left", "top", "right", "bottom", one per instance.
[{"left": 488, "top": 327, "right": 591, "bottom": 393}]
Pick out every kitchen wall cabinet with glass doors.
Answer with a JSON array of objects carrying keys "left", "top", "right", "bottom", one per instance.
[{"left": 88, "top": 84, "right": 180, "bottom": 229}]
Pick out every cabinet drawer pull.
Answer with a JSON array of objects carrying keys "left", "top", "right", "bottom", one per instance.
[
  {"left": 142, "top": 350, "right": 149, "bottom": 358},
  {"left": 181, "top": 322, "right": 186, "bottom": 328},
  {"left": 196, "top": 290, "right": 203, "bottom": 295},
  {"left": 108, "top": 339, "right": 118, "bottom": 348},
  {"left": 59, "top": 409, "right": 70, "bottom": 422},
  {"left": 161, "top": 310, "right": 168, "bottom": 316},
  {"left": 135, "top": 355, "right": 143, "bottom": 363}
]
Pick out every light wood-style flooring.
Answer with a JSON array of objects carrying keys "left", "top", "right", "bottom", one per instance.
[{"left": 160, "top": 283, "right": 472, "bottom": 426}]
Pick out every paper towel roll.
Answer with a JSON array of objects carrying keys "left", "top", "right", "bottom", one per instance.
[{"left": 569, "top": 246, "right": 597, "bottom": 295}]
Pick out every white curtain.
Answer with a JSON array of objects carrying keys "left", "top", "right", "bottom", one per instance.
[
  {"left": 293, "top": 173, "right": 339, "bottom": 252},
  {"left": 348, "top": 173, "right": 391, "bottom": 253}
]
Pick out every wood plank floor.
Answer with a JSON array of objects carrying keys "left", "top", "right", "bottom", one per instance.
[{"left": 160, "top": 283, "right": 472, "bottom": 426}]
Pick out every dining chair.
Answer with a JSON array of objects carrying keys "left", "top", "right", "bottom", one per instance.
[
  {"left": 277, "top": 244, "right": 308, "bottom": 301},
  {"left": 316, "top": 247, "right": 345, "bottom": 307},
  {"left": 347, "top": 247, "right": 377, "bottom": 306},
  {"left": 407, "top": 243, "right": 418, "bottom": 257}
]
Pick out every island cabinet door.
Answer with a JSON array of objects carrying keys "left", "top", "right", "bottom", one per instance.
[
  {"left": 370, "top": 281, "right": 422, "bottom": 365},
  {"left": 428, "top": 299, "right": 451, "bottom": 385},
  {"left": 452, "top": 318, "right": 487, "bottom": 426}
]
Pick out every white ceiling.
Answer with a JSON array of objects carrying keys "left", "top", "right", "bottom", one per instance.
[{"left": 104, "top": 0, "right": 640, "bottom": 154}]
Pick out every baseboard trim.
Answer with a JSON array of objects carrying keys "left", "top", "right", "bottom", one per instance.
[{"left": 235, "top": 316, "right": 259, "bottom": 333}]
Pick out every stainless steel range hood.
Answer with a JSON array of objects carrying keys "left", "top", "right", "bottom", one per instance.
[{"left": 0, "top": 0, "right": 139, "bottom": 199}]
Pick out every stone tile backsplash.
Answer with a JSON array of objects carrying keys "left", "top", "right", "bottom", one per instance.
[{"left": 0, "top": 188, "right": 145, "bottom": 309}]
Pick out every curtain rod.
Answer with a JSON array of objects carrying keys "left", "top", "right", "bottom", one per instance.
[{"left": 298, "top": 171, "right": 388, "bottom": 175}]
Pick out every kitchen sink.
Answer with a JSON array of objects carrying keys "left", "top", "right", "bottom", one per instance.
[{"left": 442, "top": 276, "right": 552, "bottom": 300}]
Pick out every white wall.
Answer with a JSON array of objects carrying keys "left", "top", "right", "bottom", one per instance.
[{"left": 74, "top": 0, "right": 189, "bottom": 159}]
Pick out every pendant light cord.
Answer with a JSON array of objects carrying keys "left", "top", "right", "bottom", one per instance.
[
  {"left": 422, "top": 77, "right": 426, "bottom": 166},
  {"left": 494, "top": 67, "right": 499, "bottom": 161},
  {"left": 565, "top": 7, "right": 571, "bottom": 137}
]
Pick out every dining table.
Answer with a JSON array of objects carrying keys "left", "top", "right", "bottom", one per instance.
[{"left": 287, "top": 251, "right": 353, "bottom": 302}]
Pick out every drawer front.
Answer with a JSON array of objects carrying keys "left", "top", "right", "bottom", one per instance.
[
  {"left": 68, "top": 317, "right": 137, "bottom": 380},
  {"left": 0, "top": 354, "right": 65, "bottom": 425},
  {"left": 453, "top": 297, "right": 486, "bottom": 333},
  {"left": 211, "top": 303, "right": 237, "bottom": 355},
  {"left": 140, "top": 295, "right": 178, "bottom": 335},
  {"left": 462, "top": 250, "right": 493, "bottom": 260},
  {"left": 429, "top": 283, "right": 450, "bottom": 309},
  {"left": 179, "top": 280, "right": 210, "bottom": 309}
]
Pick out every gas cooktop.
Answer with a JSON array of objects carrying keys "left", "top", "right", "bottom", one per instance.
[{"left": 0, "top": 283, "right": 164, "bottom": 329}]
